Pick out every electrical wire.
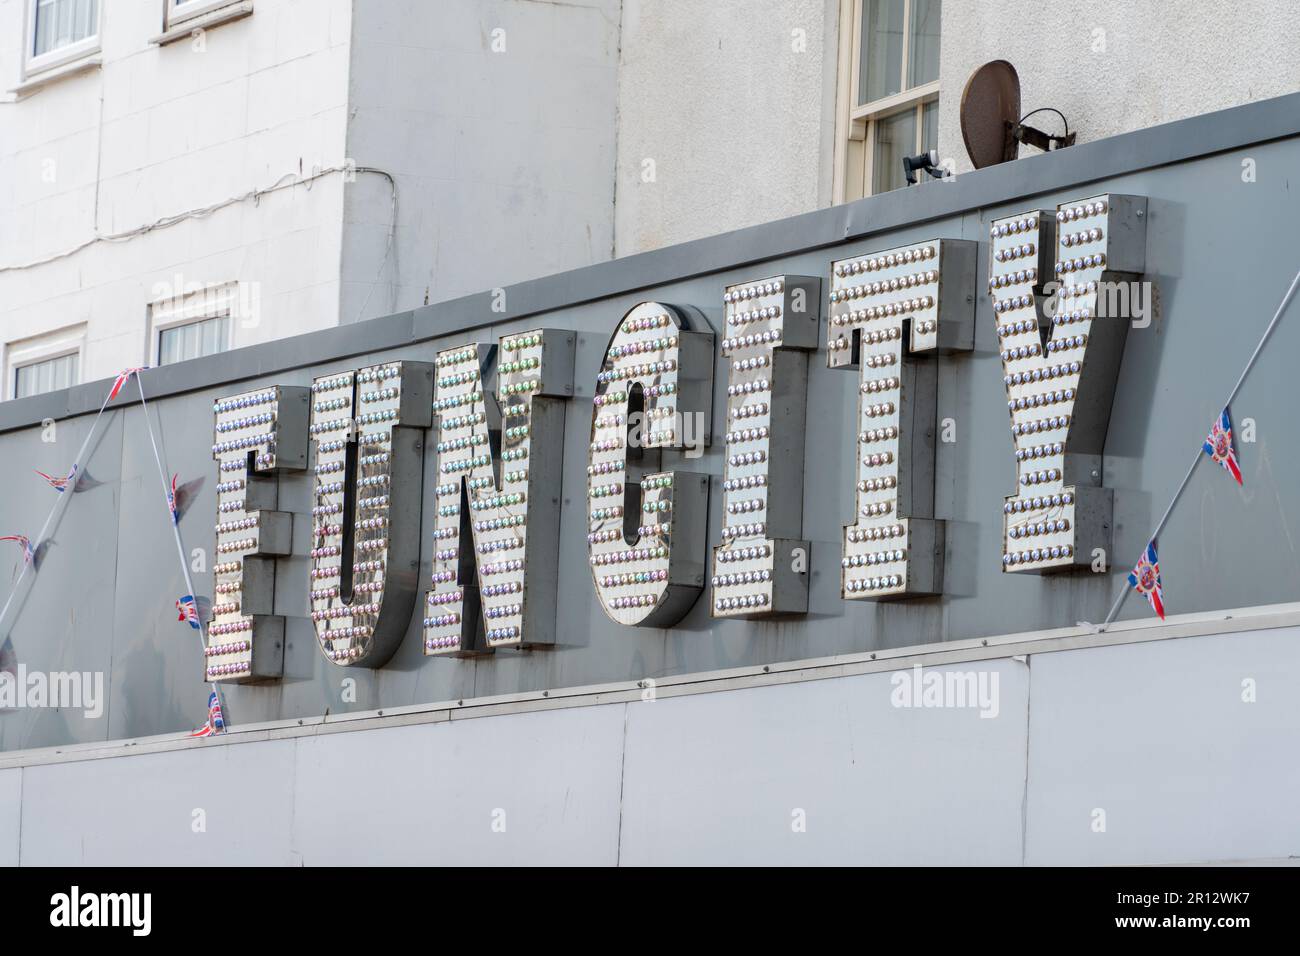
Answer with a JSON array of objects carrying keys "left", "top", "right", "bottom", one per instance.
[
  {"left": 0, "top": 164, "right": 396, "bottom": 275},
  {"left": 1017, "top": 107, "right": 1070, "bottom": 144}
]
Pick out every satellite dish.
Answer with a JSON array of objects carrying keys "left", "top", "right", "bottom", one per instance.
[
  {"left": 961, "top": 60, "right": 1076, "bottom": 169},
  {"left": 960, "top": 60, "right": 1021, "bottom": 169}
]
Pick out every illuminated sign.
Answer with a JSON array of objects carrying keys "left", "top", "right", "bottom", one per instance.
[
  {"left": 423, "top": 331, "right": 575, "bottom": 655},
  {"left": 207, "top": 385, "right": 308, "bottom": 682},
  {"left": 989, "top": 195, "right": 1147, "bottom": 572},
  {"left": 712, "top": 275, "right": 821, "bottom": 617},
  {"left": 308, "top": 361, "right": 432, "bottom": 667},
  {"left": 587, "top": 302, "right": 713, "bottom": 627},
  {"left": 202, "top": 191, "right": 1146, "bottom": 674},
  {"left": 826, "top": 239, "right": 977, "bottom": 599}
]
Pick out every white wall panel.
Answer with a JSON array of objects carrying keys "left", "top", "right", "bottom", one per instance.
[
  {"left": 620, "top": 661, "right": 1028, "bottom": 865},
  {"left": 17, "top": 739, "right": 297, "bottom": 865},
  {"left": 1024, "top": 628, "right": 1300, "bottom": 865},
  {"left": 5, "top": 629, "right": 1300, "bottom": 864},
  {"left": 290, "top": 707, "right": 625, "bottom": 865}
]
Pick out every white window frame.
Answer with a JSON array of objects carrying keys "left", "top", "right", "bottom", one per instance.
[
  {"left": 149, "top": 282, "right": 238, "bottom": 367},
  {"left": 5, "top": 325, "right": 86, "bottom": 401},
  {"left": 163, "top": 0, "right": 245, "bottom": 30},
  {"left": 833, "top": 0, "right": 941, "bottom": 202},
  {"left": 23, "top": 0, "right": 102, "bottom": 79}
]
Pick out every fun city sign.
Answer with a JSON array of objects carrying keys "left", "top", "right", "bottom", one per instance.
[{"left": 204, "top": 193, "right": 1146, "bottom": 681}]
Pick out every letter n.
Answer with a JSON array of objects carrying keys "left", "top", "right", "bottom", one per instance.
[{"left": 424, "top": 331, "right": 576, "bottom": 654}]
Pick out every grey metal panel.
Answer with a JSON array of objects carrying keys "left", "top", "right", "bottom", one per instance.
[
  {"left": 18, "top": 739, "right": 297, "bottom": 865},
  {"left": 290, "top": 706, "right": 624, "bottom": 865},
  {"left": 0, "top": 768, "right": 18, "bottom": 866},
  {"left": 0, "top": 121, "right": 1299, "bottom": 746},
  {"left": 619, "top": 660, "right": 1028, "bottom": 865},
  {"left": 0, "top": 412, "right": 124, "bottom": 752},
  {"left": 107, "top": 399, "right": 238, "bottom": 741},
  {"left": 1024, "top": 627, "right": 1300, "bottom": 865}
]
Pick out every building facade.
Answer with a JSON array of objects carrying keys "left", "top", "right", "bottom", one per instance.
[
  {"left": 1, "top": 2, "right": 1300, "bottom": 866},
  {"left": 0, "top": 0, "right": 622, "bottom": 392},
  {"left": 5, "top": 1, "right": 1300, "bottom": 399}
]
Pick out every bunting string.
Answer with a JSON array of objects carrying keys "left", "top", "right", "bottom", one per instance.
[
  {"left": 1099, "top": 260, "right": 1300, "bottom": 629},
  {"left": 132, "top": 375, "right": 230, "bottom": 734},
  {"left": 0, "top": 384, "right": 121, "bottom": 633},
  {"left": 0, "top": 368, "right": 227, "bottom": 738}
]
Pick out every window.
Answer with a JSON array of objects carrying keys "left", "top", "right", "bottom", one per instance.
[
  {"left": 14, "top": 352, "right": 79, "bottom": 399},
  {"left": 150, "top": 281, "right": 239, "bottom": 365},
  {"left": 834, "top": 0, "right": 942, "bottom": 201},
  {"left": 158, "top": 315, "right": 231, "bottom": 365},
  {"left": 5, "top": 326, "right": 86, "bottom": 400},
  {"left": 164, "top": 0, "right": 247, "bottom": 31},
  {"left": 26, "top": 0, "right": 100, "bottom": 74}
]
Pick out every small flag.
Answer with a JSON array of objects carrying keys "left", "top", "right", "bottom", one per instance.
[
  {"left": 1127, "top": 539, "right": 1165, "bottom": 620},
  {"left": 1203, "top": 407, "right": 1243, "bottom": 485},
  {"left": 176, "top": 594, "right": 201, "bottom": 629},
  {"left": 72, "top": 467, "right": 104, "bottom": 494},
  {"left": 167, "top": 475, "right": 203, "bottom": 525},
  {"left": 35, "top": 464, "right": 77, "bottom": 493},
  {"left": 0, "top": 637, "right": 15, "bottom": 714},
  {"left": 190, "top": 690, "right": 226, "bottom": 738},
  {"left": 108, "top": 367, "right": 145, "bottom": 401},
  {"left": 168, "top": 473, "right": 180, "bottom": 525},
  {"left": 0, "top": 535, "right": 34, "bottom": 565}
]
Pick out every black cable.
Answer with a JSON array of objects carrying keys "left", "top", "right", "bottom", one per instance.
[{"left": 1018, "top": 107, "right": 1070, "bottom": 142}]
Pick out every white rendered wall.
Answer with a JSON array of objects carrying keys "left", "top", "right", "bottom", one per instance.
[
  {"left": 0, "top": 0, "right": 353, "bottom": 386},
  {"left": 612, "top": 0, "right": 840, "bottom": 256},
  {"left": 613, "top": 0, "right": 1300, "bottom": 250},
  {"left": 937, "top": 0, "right": 1300, "bottom": 175},
  {"left": 342, "top": 0, "right": 623, "bottom": 319}
]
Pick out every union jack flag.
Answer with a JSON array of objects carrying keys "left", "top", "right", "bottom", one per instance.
[
  {"left": 167, "top": 473, "right": 180, "bottom": 525},
  {"left": 0, "top": 535, "right": 34, "bottom": 565},
  {"left": 1127, "top": 538, "right": 1165, "bottom": 620},
  {"left": 108, "top": 367, "right": 145, "bottom": 401},
  {"left": 176, "top": 594, "right": 201, "bottom": 629},
  {"left": 189, "top": 691, "right": 226, "bottom": 738},
  {"left": 1203, "top": 407, "right": 1243, "bottom": 485},
  {"left": 35, "top": 465, "right": 77, "bottom": 493}
]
